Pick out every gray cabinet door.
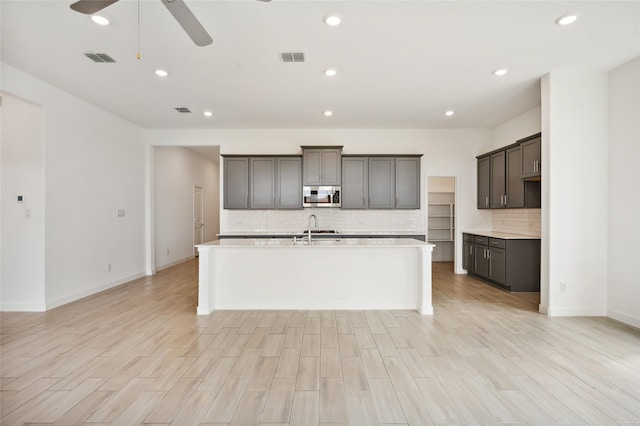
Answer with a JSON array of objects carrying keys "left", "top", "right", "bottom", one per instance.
[
  {"left": 322, "top": 149, "right": 342, "bottom": 185},
  {"left": 521, "top": 136, "right": 541, "bottom": 178},
  {"left": 488, "top": 247, "right": 506, "bottom": 285},
  {"left": 474, "top": 243, "right": 489, "bottom": 278},
  {"left": 395, "top": 157, "right": 420, "bottom": 209},
  {"left": 490, "top": 151, "right": 506, "bottom": 208},
  {"left": 303, "top": 148, "right": 341, "bottom": 185},
  {"left": 477, "top": 156, "right": 490, "bottom": 209},
  {"left": 506, "top": 146, "right": 525, "bottom": 208},
  {"left": 303, "top": 149, "right": 322, "bottom": 185},
  {"left": 276, "top": 157, "right": 302, "bottom": 209},
  {"left": 368, "top": 157, "right": 395, "bottom": 209},
  {"left": 341, "top": 157, "right": 368, "bottom": 209},
  {"left": 250, "top": 157, "right": 276, "bottom": 209},
  {"left": 224, "top": 157, "right": 249, "bottom": 209},
  {"left": 463, "top": 240, "right": 474, "bottom": 272}
]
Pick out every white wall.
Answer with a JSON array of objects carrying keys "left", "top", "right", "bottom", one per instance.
[
  {"left": 607, "top": 58, "right": 640, "bottom": 327},
  {"left": 490, "top": 107, "right": 541, "bottom": 152},
  {"left": 0, "top": 93, "right": 46, "bottom": 310},
  {"left": 145, "top": 128, "right": 493, "bottom": 274},
  {"left": 541, "top": 71, "right": 609, "bottom": 316},
  {"left": 1, "top": 63, "right": 146, "bottom": 310},
  {"left": 154, "top": 147, "right": 219, "bottom": 270}
]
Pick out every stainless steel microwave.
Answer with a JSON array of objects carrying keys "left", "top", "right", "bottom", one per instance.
[{"left": 303, "top": 186, "right": 341, "bottom": 208}]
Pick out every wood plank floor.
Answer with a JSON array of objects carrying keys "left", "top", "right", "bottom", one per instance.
[{"left": 1, "top": 260, "right": 639, "bottom": 425}]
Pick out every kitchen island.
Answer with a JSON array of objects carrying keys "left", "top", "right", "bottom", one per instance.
[{"left": 196, "top": 238, "right": 434, "bottom": 315}]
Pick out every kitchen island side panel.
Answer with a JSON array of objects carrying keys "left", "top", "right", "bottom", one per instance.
[{"left": 196, "top": 240, "right": 433, "bottom": 313}]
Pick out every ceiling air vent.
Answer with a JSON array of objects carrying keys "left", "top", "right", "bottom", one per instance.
[
  {"left": 175, "top": 107, "right": 192, "bottom": 113},
  {"left": 84, "top": 53, "right": 116, "bottom": 63},
  {"left": 280, "top": 52, "right": 305, "bottom": 63}
]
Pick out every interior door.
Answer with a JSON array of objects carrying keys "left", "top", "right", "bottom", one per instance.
[{"left": 194, "top": 186, "right": 204, "bottom": 255}]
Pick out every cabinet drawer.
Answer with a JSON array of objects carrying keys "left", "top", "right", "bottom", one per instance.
[
  {"left": 489, "top": 238, "right": 506, "bottom": 249},
  {"left": 474, "top": 236, "right": 488, "bottom": 246},
  {"left": 463, "top": 233, "right": 474, "bottom": 242}
]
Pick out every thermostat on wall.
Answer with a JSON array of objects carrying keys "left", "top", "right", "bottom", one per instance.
[{"left": 17, "top": 195, "right": 25, "bottom": 202}]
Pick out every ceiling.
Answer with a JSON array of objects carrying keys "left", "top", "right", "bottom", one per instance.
[{"left": 2, "top": 1, "right": 639, "bottom": 130}]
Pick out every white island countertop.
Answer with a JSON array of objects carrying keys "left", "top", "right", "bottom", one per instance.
[{"left": 200, "top": 237, "right": 432, "bottom": 248}]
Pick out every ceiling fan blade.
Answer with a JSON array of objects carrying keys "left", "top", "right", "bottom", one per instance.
[
  {"left": 70, "top": 0, "right": 120, "bottom": 14},
  {"left": 160, "top": 0, "right": 213, "bottom": 47},
  {"left": 256, "top": 0, "right": 272, "bottom": 2}
]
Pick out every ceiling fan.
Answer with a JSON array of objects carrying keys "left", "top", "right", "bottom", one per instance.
[{"left": 70, "top": 0, "right": 270, "bottom": 47}]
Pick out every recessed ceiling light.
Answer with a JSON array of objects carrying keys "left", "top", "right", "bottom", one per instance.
[
  {"left": 324, "top": 110, "right": 333, "bottom": 117},
  {"left": 445, "top": 110, "right": 454, "bottom": 117},
  {"left": 323, "top": 15, "right": 342, "bottom": 26},
  {"left": 204, "top": 111, "right": 213, "bottom": 117},
  {"left": 555, "top": 14, "right": 577, "bottom": 25},
  {"left": 154, "top": 69, "right": 168, "bottom": 77},
  {"left": 324, "top": 69, "right": 337, "bottom": 77},
  {"left": 493, "top": 68, "right": 508, "bottom": 76},
  {"left": 91, "top": 15, "right": 110, "bottom": 26}
]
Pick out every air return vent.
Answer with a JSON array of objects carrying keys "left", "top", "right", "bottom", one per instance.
[
  {"left": 175, "top": 107, "right": 192, "bottom": 113},
  {"left": 280, "top": 52, "right": 305, "bottom": 63},
  {"left": 84, "top": 53, "right": 116, "bottom": 63}
]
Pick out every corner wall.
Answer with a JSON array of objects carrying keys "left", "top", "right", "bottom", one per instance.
[
  {"left": 607, "top": 58, "right": 640, "bottom": 327},
  {"left": 0, "top": 93, "right": 46, "bottom": 310},
  {"left": 1, "top": 63, "right": 146, "bottom": 311},
  {"left": 541, "top": 71, "right": 609, "bottom": 316}
]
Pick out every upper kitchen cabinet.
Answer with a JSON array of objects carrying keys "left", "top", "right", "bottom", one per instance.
[
  {"left": 505, "top": 146, "right": 525, "bottom": 208},
  {"left": 477, "top": 155, "right": 490, "bottom": 209},
  {"left": 490, "top": 151, "right": 506, "bottom": 208},
  {"left": 520, "top": 133, "right": 541, "bottom": 179},
  {"left": 476, "top": 132, "right": 541, "bottom": 210},
  {"left": 224, "top": 157, "right": 249, "bottom": 209},
  {"left": 249, "top": 157, "right": 276, "bottom": 209},
  {"left": 368, "top": 157, "right": 396, "bottom": 209},
  {"left": 224, "top": 155, "right": 302, "bottom": 210},
  {"left": 395, "top": 157, "right": 420, "bottom": 209},
  {"left": 302, "top": 146, "right": 342, "bottom": 185},
  {"left": 341, "top": 157, "right": 368, "bottom": 209},
  {"left": 276, "top": 157, "right": 302, "bottom": 209},
  {"left": 342, "top": 155, "right": 421, "bottom": 209}
]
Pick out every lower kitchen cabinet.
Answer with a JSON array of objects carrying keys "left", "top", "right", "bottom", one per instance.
[{"left": 463, "top": 232, "right": 540, "bottom": 292}]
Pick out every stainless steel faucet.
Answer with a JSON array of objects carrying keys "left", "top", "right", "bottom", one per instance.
[{"left": 307, "top": 214, "right": 317, "bottom": 243}]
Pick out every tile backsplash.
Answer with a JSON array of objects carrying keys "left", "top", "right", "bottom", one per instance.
[
  {"left": 492, "top": 209, "right": 541, "bottom": 237},
  {"left": 223, "top": 209, "right": 424, "bottom": 234}
]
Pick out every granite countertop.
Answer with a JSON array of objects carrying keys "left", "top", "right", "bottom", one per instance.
[
  {"left": 463, "top": 231, "right": 541, "bottom": 240},
  {"left": 200, "top": 237, "right": 432, "bottom": 248}
]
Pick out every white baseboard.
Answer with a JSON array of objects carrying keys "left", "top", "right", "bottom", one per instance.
[
  {"left": 155, "top": 256, "right": 195, "bottom": 272},
  {"left": 607, "top": 310, "right": 640, "bottom": 329},
  {"left": 545, "top": 306, "right": 607, "bottom": 316},
  {"left": 44, "top": 272, "right": 146, "bottom": 311},
  {"left": 0, "top": 303, "right": 47, "bottom": 312}
]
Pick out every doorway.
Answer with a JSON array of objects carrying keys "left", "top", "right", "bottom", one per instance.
[{"left": 427, "top": 177, "right": 456, "bottom": 264}]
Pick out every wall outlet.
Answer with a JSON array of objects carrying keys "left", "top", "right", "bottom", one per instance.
[
  {"left": 560, "top": 281, "right": 567, "bottom": 293},
  {"left": 108, "top": 263, "right": 112, "bottom": 272}
]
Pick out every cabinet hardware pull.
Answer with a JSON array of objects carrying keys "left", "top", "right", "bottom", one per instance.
[{"left": 485, "top": 196, "right": 489, "bottom": 207}]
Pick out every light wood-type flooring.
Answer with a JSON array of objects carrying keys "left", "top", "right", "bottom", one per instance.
[{"left": 1, "top": 260, "right": 639, "bottom": 425}]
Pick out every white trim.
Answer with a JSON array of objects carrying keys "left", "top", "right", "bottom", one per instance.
[
  {"left": 546, "top": 306, "right": 607, "bottom": 317},
  {"left": 539, "top": 304, "right": 549, "bottom": 315},
  {"left": 44, "top": 272, "right": 145, "bottom": 311},
  {"left": 155, "top": 256, "right": 195, "bottom": 272},
  {"left": 607, "top": 310, "right": 640, "bottom": 329},
  {"left": 211, "top": 302, "right": 420, "bottom": 311},
  {"left": 0, "top": 303, "right": 47, "bottom": 312}
]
